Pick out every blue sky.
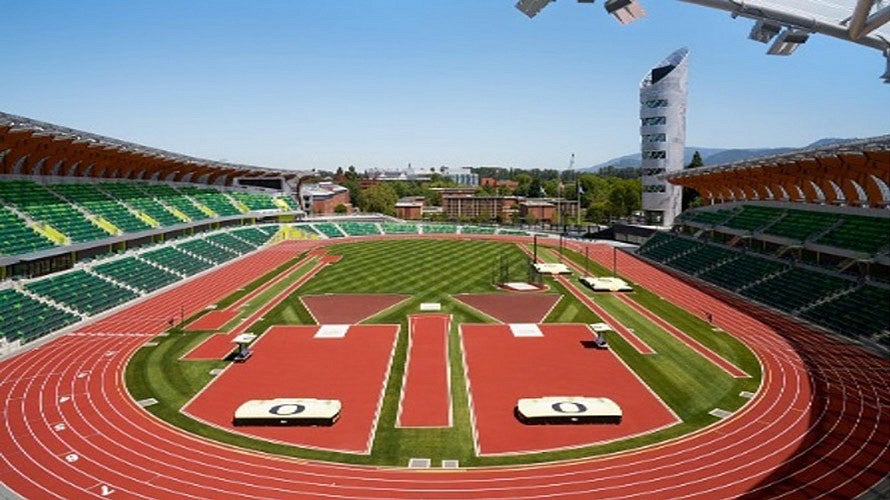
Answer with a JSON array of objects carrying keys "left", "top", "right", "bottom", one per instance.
[{"left": 1, "top": 1, "right": 887, "bottom": 171}]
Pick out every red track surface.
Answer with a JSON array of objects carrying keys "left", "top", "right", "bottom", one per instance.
[
  {"left": 183, "top": 310, "right": 239, "bottom": 331},
  {"left": 0, "top": 236, "right": 887, "bottom": 498},
  {"left": 461, "top": 323, "right": 678, "bottom": 455},
  {"left": 397, "top": 314, "right": 452, "bottom": 428},
  {"left": 301, "top": 294, "right": 409, "bottom": 324},
  {"left": 183, "top": 325, "right": 399, "bottom": 453},
  {"left": 454, "top": 293, "right": 561, "bottom": 323}
]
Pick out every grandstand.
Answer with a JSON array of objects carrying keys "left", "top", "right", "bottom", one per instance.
[{"left": 637, "top": 136, "right": 890, "bottom": 352}]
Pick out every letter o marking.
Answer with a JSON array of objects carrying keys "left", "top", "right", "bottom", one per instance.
[
  {"left": 551, "top": 401, "right": 587, "bottom": 414},
  {"left": 268, "top": 404, "right": 306, "bottom": 416}
]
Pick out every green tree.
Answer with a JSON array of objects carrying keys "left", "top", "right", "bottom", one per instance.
[
  {"left": 362, "top": 183, "right": 398, "bottom": 215},
  {"left": 333, "top": 203, "right": 348, "bottom": 214}
]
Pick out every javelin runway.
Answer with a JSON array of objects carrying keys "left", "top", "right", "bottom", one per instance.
[{"left": 0, "top": 236, "right": 887, "bottom": 498}]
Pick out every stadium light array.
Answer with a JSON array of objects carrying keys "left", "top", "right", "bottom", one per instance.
[
  {"left": 515, "top": 0, "right": 556, "bottom": 18},
  {"left": 882, "top": 49, "right": 890, "bottom": 83},
  {"left": 748, "top": 19, "right": 783, "bottom": 44},
  {"left": 766, "top": 29, "right": 809, "bottom": 56},
  {"left": 603, "top": 0, "right": 646, "bottom": 25},
  {"left": 516, "top": 0, "right": 646, "bottom": 24}
]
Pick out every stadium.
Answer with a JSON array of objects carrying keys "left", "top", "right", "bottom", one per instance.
[{"left": 1, "top": 1, "right": 889, "bottom": 499}]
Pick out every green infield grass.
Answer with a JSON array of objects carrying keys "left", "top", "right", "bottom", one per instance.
[{"left": 126, "top": 237, "right": 762, "bottom": 466}]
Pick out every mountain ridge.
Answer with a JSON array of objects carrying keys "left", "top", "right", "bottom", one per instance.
[{"left": 579, "top": 138, "right": 852, "bottom": 172}]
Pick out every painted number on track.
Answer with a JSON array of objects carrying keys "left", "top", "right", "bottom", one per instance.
[
  {"left": 53, "top": 423, "right": 66, "bottom": 432},
  {"left": 59, "top": 396, "right": 70, "bottom": 403},
  {"left": 65, "top": 453, "right": 79, "bottom": 463},
  {"left": 100, "top": 484, "right": 115, "bottom": 496}
]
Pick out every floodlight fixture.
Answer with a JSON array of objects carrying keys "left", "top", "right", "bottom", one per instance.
[
  {"left": 748, "top": 19, "right": 782, "bottom": 44},
  {"left": 882, "top": 49, "right": 890, "bottom": 83},
  {"left": 604, "top": 0, "right": 646, "bottom": 25},
  {"left": 516, "top": 0, "right": 555, "bottom": 18},
  {"left": 766, "top": 29, "right": 809, "bottom": 56}
]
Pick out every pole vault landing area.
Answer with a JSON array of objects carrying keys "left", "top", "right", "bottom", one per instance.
[
  {"left": 301, "top": 294, "right": 409, "bottom": 324},
  {"left": 182, "top": 324, "right": 399, "bottom": 454},
  {"left": 461, "top": 323, "right": 680, "bottom": 455},
  {"left": 455, "top": 294, "right": 561, "bottom": 323}
]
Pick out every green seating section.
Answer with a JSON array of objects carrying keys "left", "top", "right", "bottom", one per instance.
[
  {"left": 178, "top": 239, "right": 240, "bottom": 264},
  {"left": 255, "top": 224, "right": 280, "bottom": 235},
  {"left": 699, "top": 254, "right": 788, "bottom": 291},
  {"left": 380, "top": 222, "right": 419, "bottom": 234},
  {"left": 313, "top": 223, "right": 344, "bottom": 238},
  {"left": 722, "top": 206, "right": 782, "bottom": 231},
  {"left": 49, "top": 183, "right": 151, "bottom": 233},
  {"left": 94, "top": 257, "right": 179, "bottom": 293},
  {"left": 763, "top": 210, "right": 838, "bottom": 241},
  {"left": 637, "top": 232, "right": 701, "bottom": 262},
  {"left": 741, "top": 268, "right": 853, "bottom": 313},
  {"left": 422, "top": 224, "right": 457, "bottom": 234},
  {"left": 339, "top": 222, "right": 381, "bottom": 236},
  {"left": 179, "top": 187, "right": 242, "bottom": 216},
  {"left": 801, "top": 286, "right": 890, "bottom": 348},
  {"left": 815, "top": 215, "right": 890, "bottom": 254},
  {"left": 140, "top": 184, "right": 208, "bottom": 222},
  {"left": 668, "top": 244, "right": 737, "bottom": 276},
  {"left": 206, "top": 233, "right": 257, "bottom": 254},
  {"left": 25, "top": 270, "right": 139, "bottom": 315},
  {"left": 0, "top": 289, "right": 79, "bottom": 343},
  {"left": 101, "top": 183, "right": 182, "bottom": 226},
  {"left": 0, "top": 180, "right": 109, "bottom": 242},
  {"left": 679, "top": 209, "right": 735, "bottom": 226},
  {"left": 142, "top": 246, "right": 213, "bottom": 275},
  {"left": 462, "top": 226, "right": 497, "bottom": 235},
  {"left": 0, "top": 206, "right": 55, "bottom": 256},
  {"left": 230, "top": 192, "right": 277, "bottom": 211},
  {"left": 232, "top": 226, "right": 277, "bottom": 245},
  {"left": 276, "top": 197, "right": 297, "bottom": 210}
]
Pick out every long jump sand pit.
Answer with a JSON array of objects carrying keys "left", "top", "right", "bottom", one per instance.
[
  {"left": 182, "top": 324, "right": 399, "bottom": 453},
  {"left": 461, "top": 323, "right": 680, "bottom": 455}
]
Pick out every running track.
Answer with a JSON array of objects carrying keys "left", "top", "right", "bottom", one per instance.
[{"left": 0, "top": 235, "right": 887, "bottom": 498}]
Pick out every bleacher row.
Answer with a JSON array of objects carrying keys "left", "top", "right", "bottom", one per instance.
[
  {"left": 678, "top": 204, "right": 890, "bottom": 255},
  {"left": 298, "top": 221, "right": 526, "bottom": 238},
  {"left": 638, "top": 231, "right": 890, "bottom": 349},
  {"left": 0, "top": 225, "right": 278, "bottom": 345},
  {"left": 0, "top": 179, "right": 296, "bottom": 256}
]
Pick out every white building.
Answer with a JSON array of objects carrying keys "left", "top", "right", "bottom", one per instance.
[{"left": 639, "top": 47, "right": 689, "bottom": 226}]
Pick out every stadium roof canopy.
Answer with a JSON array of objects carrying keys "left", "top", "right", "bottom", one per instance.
[
  {"left": 681, "top": 0, "right": 890, "bottom": 52},
  {"left": 0, "top": 112, "right": 309, "bottom": 186},
  {"left": 664, "top": 135, "right": 890, "bottom": 206},
  {"left": 519, "top": 1, "right": 890, "bottom": 81}
]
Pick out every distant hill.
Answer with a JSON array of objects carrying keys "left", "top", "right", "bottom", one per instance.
[{"left": 579, "top": 138, "right": 856, "bottom": 172}]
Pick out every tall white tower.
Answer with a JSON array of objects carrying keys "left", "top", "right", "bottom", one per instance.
[{"left": 639, "top": 47, "right": 688, "bottom": 226}]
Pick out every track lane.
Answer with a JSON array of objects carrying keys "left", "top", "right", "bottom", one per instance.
[{"left": 0, "top": 237, "right": 886, "bottom": 498}]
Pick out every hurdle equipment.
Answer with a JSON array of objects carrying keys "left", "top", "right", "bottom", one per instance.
[
  {"left": 233, "top": 398, "right": 341, "bottom": 426},
  {"left": 515, "top": 396, "right": 622, "bottom": 424}
]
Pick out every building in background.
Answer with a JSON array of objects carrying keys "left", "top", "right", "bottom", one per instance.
[
  {"left": 395, "top": 197, "right": 425, "bottom": 220},
  {"left": 639, "top": 47, "right": 688, "bottom": 226},
  {"left": 300, "top": 182, "right": 350, "bottom": 215}
]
